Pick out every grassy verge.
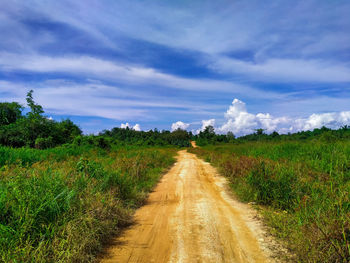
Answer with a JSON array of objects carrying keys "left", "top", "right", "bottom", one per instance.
[
  {"left": 189, "top": 141, "right": 350, "bottom": 262},
  {"left": 0, "top": 145, "right": 177, "bottom": 262}
]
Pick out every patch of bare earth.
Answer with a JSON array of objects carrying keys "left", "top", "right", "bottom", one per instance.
[{"left": 99, "top": 150, "right": 287, "bottom": 263}]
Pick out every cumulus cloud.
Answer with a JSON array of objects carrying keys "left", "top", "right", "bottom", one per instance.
[
  {"left": 171, "top": 121, "right": 190, "bottom": 131},
  {"left": 218, "top": 99, "right": 350, "bottom": 136},
  {"left": 294, "top": 112, "right": 350, "bottom": 131},
  {"left": 196, "top": 119, "right": 216, "bottom": 134},
  {"left": 133, "top": 123, "right": 141, "bottom": 131},
  {"left": 120, "top": 123, "right": 141, "bottom": 131}
]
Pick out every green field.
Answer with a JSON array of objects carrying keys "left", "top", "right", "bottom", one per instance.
[
  {"left": 2, "top": 93, "right": 350, "bottom": 262},
  {"left": 190, "top": 140, "right": 350, "bottom": 262},
  {"left": 0, "top": 145, "right": 176, "bottom": 262}
]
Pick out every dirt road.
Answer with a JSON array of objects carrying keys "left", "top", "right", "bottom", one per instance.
[{"left": 100, "top": 150, "right": 277, "bottom": 263}]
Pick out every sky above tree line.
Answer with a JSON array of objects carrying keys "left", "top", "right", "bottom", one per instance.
[{"left": 0, "top": 0, "right": 349, "bottom": 135}]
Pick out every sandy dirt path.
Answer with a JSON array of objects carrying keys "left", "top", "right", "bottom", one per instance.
[
  {"left": 190, "top": 141, "right": 197, "bottom": 148},
  {"left": 100, "top": 150, "right": 277, "bottom": 263}
]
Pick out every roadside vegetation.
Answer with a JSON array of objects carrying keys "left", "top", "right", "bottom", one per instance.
[
  {"left": 0, "top": 145, "right": 176, "bottom": 262},
  {"left": 190, "top": 130, "right": 350, "bottom": 262},
  {"left": 0, "top": 92, "right": 187, "bottom": 262},
  {"left": 2, "top": 91, "right": 349, "bottom": 262}
]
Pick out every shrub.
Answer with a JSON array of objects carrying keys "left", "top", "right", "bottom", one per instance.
[{"left": 35, "top": 137, "right": 54, "bottom": 149}]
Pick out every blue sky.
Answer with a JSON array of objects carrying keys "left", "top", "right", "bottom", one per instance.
[{"left": 0, "top": 0, "right": 350, "bottom": 135}]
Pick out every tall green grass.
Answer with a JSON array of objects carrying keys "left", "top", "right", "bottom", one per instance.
[
  {"left": 190, "top": 140, "right": 350, "bottom": 262},
  {"left": 0, "top": 145, "right": 92, "bottom": 167},
  {"left": 0, "top": 145, "right": 176, "bottom": 262}
]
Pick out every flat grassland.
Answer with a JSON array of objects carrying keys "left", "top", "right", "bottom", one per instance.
[{"left": 189, "top": 140, "right": 350, "bottom": 262}]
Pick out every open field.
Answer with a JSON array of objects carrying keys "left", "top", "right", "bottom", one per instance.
[
  {"left": 189, "top": 140, "right": 350, "bottom": 262},
  {"left": 1, "top": 1, "right": 349, "bottom": 261},
  {"left": 1, "top": 93, "right": 349, "bottom": 262},
  {"left": 0, "top": 145, "right": 176, "bottom": 262}
]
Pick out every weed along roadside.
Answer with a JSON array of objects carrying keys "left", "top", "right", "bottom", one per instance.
[
  {"left": 0, "top": 146, "right": 177, "bottom": 262},
  {"left": 189, "top": 141, "right": 350, "bottom": 263},
  {"left": 0, "top": 91, "right": 192, "bottom": 262}
]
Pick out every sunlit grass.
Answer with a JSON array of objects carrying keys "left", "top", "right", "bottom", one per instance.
[
  {"left": 0, "top": 145, "right": 176, "bottom": 262},
  {"left": 190, "top": 140, "right": 350, "bottom": 262}
]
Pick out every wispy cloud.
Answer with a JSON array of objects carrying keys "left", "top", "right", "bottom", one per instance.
[
  {"left": 0, "top": 52, "right": 286, "bottom": 99},
  {"left": 0, "top": 80, "right": 228, "bottom": 122},
  {"left": 0, "top": 0, "right": 349, "bottom": 133},
  {"left": 207, "top": 57, "right": 350, "bottom": 83}
]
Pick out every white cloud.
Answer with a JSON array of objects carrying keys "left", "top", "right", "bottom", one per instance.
[
  {"left": 196, "top": 119, "right": 216, "bottom": 134},
  {"left": 2, "top": 1, "right": 350, "bottom": 86},
  {"left": 171, "top": 121, "right": 190, "bottom": 131},
  {"left": 121, "top": 123, "right": 141, "bottom": 131},
  {"left": 218, "top": 98, "right": 350, "bottom": 136},
  {"left": 201, "top": 119, "right": 216, "bottom": 130},
  {"left": 23, "top": 0, "right": 349, "bottom": 57},
  {"left": 208, "top": 57, "right": 350, "bottom": 83},
  {"left": 0, "top": 79, "right": 226, "bottom": 121},
  {"left": 133, "top": 123, "right": 141, "bottom": 131},
  {"left": 0, "top": 52, "right": 283, "bottom": 99},
  {"left": 256, "top": 113, "right": 289, "bottom": 133},
  {"left": 294, "top": 112, "right": 350, "bottom": 131},
  {"left": 225, "top": 99, "right": 248, "bottom": 119},
  {"left": 220, "top": 99, "right": 257, "bottom": 135}
]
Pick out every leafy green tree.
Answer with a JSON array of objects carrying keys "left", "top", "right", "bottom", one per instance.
[
  {"left": 271, "top": 131, "right": 279, "bottom": 138},
  {"left": 26, "top": 90, "right": 44, "bottom": 119},
  {"left": 255, "top": 128, "right": 265, "bottom": 135},
  {"left": 199, "top": 125, "right": 215, "bottom": 139},
  {"left": 0, "top": 91, "right": 83, "bottom": 148},
  {"left": 226, "top": 131, "right": 235, "bottom": 142},
  {"left": 56, "top": 119, "right": 82, "bottom": 143},
  {"left": 0, "top": 102, "right": 23, "bottom": 126}
]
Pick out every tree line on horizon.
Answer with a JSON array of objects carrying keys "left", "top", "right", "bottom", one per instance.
[
  {"left": 1, "top": 91, "right": 350, "bottom": 149},
  {"left": 194, "top": 125, "right": 350, "bottom": 146}
]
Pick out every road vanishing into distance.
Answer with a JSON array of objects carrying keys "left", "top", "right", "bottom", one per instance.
[{"left": 100, "top": 149, "right": 277, "bottom": 263}]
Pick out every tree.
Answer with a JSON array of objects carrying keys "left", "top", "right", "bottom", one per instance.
[
  {"left": 26, "top": 90, "right": 44, "bottom": 119},
  {"left": 226, "top": 131, "right": 235, "bottom": 141},
  {"left": 0, "top": 91, "right": 83, "bottom": 148},
  {"left": 271, "top": 131, "right": 279, "bottom": 138},
  {"left": 199, "top": 125, "right": 215, "bottom": 139},
  {"left": 56, "top": 119, "right": 82, "bottom": 142},
  {"left": 255, "top": 128, "right": 265, "bottom": 135},
  {"left": 0, "top": 102, "right": 23, "bottom": 126}
]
